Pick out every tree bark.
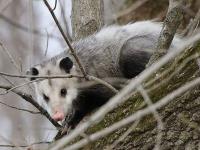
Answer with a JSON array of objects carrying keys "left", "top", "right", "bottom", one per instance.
[
  {"left": 147, "top": 0, "right": 185, "bottom": 66},
  {"left": 82, "top": 41, "right": 200, "bottom": 149},
  {"left": 71, "top": 0, "right": 104, "bottom": 41}
]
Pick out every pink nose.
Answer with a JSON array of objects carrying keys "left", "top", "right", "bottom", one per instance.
[{"left": 52, "top": 111, "right": 64, "bottom": 121}]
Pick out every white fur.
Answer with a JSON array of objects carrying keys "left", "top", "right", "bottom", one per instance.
[{"left": 34, "top": 61, "right": 78, "bottom": 117}]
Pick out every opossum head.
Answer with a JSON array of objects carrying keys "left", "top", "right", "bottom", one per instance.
[{"left": 28, "top": 57, "right": 78, "bottom": 122}]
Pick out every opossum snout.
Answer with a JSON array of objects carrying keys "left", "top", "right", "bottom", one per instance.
[{"left": 52, "top": 110, "right": 65, "bottom": 121}]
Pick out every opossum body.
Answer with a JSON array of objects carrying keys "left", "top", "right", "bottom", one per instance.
[{"left": 29, "top": 21, "right": 181, "bottom": 127}]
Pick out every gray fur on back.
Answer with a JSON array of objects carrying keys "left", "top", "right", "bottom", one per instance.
[{"left": 37, "top": 21, "right": 181, "bottom": 78}]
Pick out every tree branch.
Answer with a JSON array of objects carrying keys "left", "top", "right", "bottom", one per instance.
[
  {"left": 43, "top": 0, "right": 88, "bottom": 80},
  {"left": 0, "top": 141, "right": 50, "bottom": 148},
  {"left": 0, "top": 100, "right": 40, "bottom": 114},
  {"left": 0, "top": 72, "right": 83, "bottom": 79},
  {"left": 147, "top": 0, "right": 186, "bottom": 66}
]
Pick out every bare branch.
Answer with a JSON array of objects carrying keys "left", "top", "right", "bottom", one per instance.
[
  {"left": 0, "top": 79, "right": 42, "bottom": 95},
  {"left": 106, "top": 119, "right": 140, "bottom": 150},
  {"left": 0, "top": 72, "right": 119, "bottom": 94},
  {"left": 0, "top": 134, "right": 23, "bottom": 150},
  {"left": 43, "top": 0, "right": 88, "bottom": 80},
  {"left": 0, "top": 76, "right": 118, "bottom": 100},
  {"left": 0, "top": 75, "right": 15, "bottom": 86},
  {"left": 88, "top": 76, "right": 118, "bottom": 93},
  {"left": 0, "top": 141, "right": 50, "bottom": 148},
  {"left": 52, "top": 0, "right": 58, "bottom": 11},
  {"left": 146, "top": 53, "right": 200, "bottom": 91},
  {"left": 147, "top": 0, "right": 186, "bottom": 66},
  {"left": 44, "top": 29, "right": 49, "bottom": 56},
  {"left": 0, "top": 100, "right": 40, "bottom": 114},
  {"left": 0, "top": 72, "right": 83, "bottom": 79},
  {"left": 137, "top": 85, "right": 164, "bottom": 150}
]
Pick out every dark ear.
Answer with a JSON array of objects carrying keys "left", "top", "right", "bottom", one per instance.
[
  {"left": 59, "top": 57, "right": 73, "bottom": 73},
  {"left": 27, "top": 67, "right": 39, "bottom": 80}
]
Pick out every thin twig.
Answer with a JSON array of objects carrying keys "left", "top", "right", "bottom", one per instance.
[
  {"left": 107, "top": 119, "right": 140, "bottom": 150},
  {"left": 0, "top": 72, "right": 83, "bottom": 79},
  {"left": 0, "top": 72, "right": 119, "bottom": 94},
  {"left": 137, "top": 85, "right": 164, "bottom": 150},
  {"left": 0, "top": 100, "right": 40, "bottom": 114},
  {"left": 0, "top": 75, "right": 15, "bottom": 86},
  {"left": 52, "top": 0, "right": 58, "bottom": 11},
  {"left": 88, "top": 76, "right": 118, "bottom": 93},
  {"left": 146, "top": 53, "right": 200, "bottom": 87},
  {"left": 43, "top": 0, "right": 88, "bottom": 80},
  {"left": 0, "top": 134, "right": 23, "bottom": 150},
  {"left": 0, "top": 141, "right": 51, "bottom": 148},
  {"left": 44, "top": 28, "right": 49, "bottom": 56},
  {"left": 0, "top": 79, "right": 42, "bottom": 95},
  {"left": 146, "top": 53, "right": 200, "bottom": 91}
]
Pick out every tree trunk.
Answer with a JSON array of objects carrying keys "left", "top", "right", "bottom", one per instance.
[{"left": 71, "top": 0, "right": 104, "bottom": 41}]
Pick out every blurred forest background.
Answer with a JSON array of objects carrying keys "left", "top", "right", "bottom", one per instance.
[{"left": 0, "top": 0, "right": 200, "bottom": 149}]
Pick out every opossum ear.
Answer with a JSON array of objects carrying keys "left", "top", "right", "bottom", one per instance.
[
  {"left": 26, "top": 67, "right": 39, "bottom": 80},
  {"left": 59, "top": 57, "right": 73, "bottom": 73}
]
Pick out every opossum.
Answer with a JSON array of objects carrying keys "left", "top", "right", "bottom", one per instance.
[{"left": 28, "top": 21, "right": 181, "bottom": 128}]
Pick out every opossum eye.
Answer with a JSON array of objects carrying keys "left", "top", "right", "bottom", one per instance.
[
  {"left": 28, "top": 67, "right": 39, "bottom": 80},
  {"left": 43, "top": 94, "right": 49, "bottom": 103},
  {"left": 60, "top": 88, "right": 67, "bottom": 97},
  {"left": 31, "top": 67, "right": 39, "bottom": 76}
]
